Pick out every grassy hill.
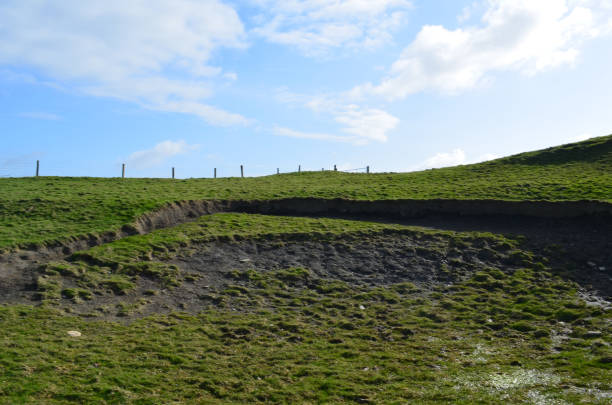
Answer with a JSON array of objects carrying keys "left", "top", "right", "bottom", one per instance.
[
  {"left": 1, "top": 135, "right": 611, "bottom": 250},
  {"left": 0, "top": 136, "right": 610, "bottom": 403}
]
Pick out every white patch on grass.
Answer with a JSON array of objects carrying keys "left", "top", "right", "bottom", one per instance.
[
  {"left": 489, "top": 369, "right": 561, "bottom": 390},
  {"left": 466, "top": 343, "right": 492, "bottom": 364},
  {"left": 526, "top": 390, "right": 571, "bottom": 405}
]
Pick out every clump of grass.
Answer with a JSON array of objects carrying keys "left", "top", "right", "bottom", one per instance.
[
  {"left": 101, "top": 276, "right": 135, "bottom": 295},
  {"left": 35, "top": 275, "right": 62, "bottom": 300},
  {"left": 61, "top": 288, "right": 92, "bottom": 302}
]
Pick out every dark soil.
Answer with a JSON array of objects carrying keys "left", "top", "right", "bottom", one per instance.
[{"left": 53, "top": 232, "right": 514, "bottom": 319}]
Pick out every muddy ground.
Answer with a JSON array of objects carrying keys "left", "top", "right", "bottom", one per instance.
[{"left": 34, "top": 232, "right": 513, "bottom": 319}]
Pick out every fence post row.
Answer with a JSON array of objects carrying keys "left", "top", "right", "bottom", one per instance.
[{"left": 26, "top": 162, "right": 370, "bottom": 178}]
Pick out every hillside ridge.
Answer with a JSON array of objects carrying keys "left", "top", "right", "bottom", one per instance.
[{"left": 1, "top": 135, "right": 610, "bottom": 249}]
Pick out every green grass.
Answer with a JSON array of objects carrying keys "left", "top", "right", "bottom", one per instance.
[
  {"left": 1, "top": 263, "right": 610, "bottom": 403},
  {"left": 1, "top": 135, "right": 611, "bottom": 250}
]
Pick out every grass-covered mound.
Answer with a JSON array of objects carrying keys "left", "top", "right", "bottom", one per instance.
[{"left": 1, "top": 135, "right": 611, "bottom": 250}]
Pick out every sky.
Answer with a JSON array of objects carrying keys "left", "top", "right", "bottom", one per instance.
[{"left": 1, "top": 0, "right": 611, "bottom": 178}]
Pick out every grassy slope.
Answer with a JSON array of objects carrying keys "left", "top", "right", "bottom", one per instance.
[
  {"left": 2, "top": 272, "right": 610, "bottom": 404},
  {"left": 2, "top": 131, "right": 612, "bottom": 403},
  {"left": 1, "top": 135, "right": 611, "bottom": 250},
  {"left": 1, "top": 214, "right": 611, "bottom": 403}
]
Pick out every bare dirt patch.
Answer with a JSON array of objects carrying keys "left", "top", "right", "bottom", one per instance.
[{"left": 38, "top": 224, "right": 610, "bottom": 320}]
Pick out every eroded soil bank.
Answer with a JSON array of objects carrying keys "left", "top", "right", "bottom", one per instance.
[
  {"left": 3, "top": 198, "right": 612, "bottom": 259},
  {"left": 1, "top": 199, "right": 611, "bottom": 317}
]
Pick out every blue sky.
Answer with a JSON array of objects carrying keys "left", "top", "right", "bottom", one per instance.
[{"left": 1, "top": 0, "right": 611, "bottom": 178}]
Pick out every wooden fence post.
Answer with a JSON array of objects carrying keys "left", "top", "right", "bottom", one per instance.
[
  {"left": 122, "top": 163, "right": 125, "bottom": 178},
  {"left": 240, "top": 165, "right": 244, "bottom": 178},
  {"left": 36, "top": 160, "right": 39, "bottom": 177}
]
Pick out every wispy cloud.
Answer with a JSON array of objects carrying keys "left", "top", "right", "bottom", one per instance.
[
  {"left": 0, "top": 0, "right": 249, "bottom": 126},
  {"left": 351, "top": 0, "right": 611, "bottom": 101},
  {"left": 150, "top": 101, "right": 251, "bottom": 127},
  {"left": 127, "top": 140, "right": 199, "bottom": 169},
  {"left": 272, "top": 103, "right": 398, "bottom": 145},
  {"left": 18, "top": 112, "right": 62, "bottom": 121},
  {"left": 275, "top": 89, "right": 399, "bottom": 144},
  {"left": 273, "top": 126, "right": 352, "bottom": 142},
  {"left": 251, "top": 0, "right": 412, "bottom": 56},
  {"left": 334, "top": 105, "right": 398, "bottom": 143}
]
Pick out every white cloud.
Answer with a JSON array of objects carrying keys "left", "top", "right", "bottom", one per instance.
[
  {"left": 275, "top": 89, "right": 399, "bottom": 143},
  {"left": 273, "top": 106, "right": 398, "bottom": 145},
  {"left": 424, "top": 149, "right": 467, "bottom": 169},
  {"left": 274, "top": 97, "right": 398, "bottom": 144},
  {"left": 334, "top": 105, "right": 399, "bottom": 142},
  {"left": 273, "top": 126, "right": 351, "bottom": 142},
  {"left": 351, "top": 0, "right": 610, "bottom": 100},
  {"left": 414, "top": 149, "right": 499, "bottom": 170},
  {"left": 18, "top": 112, "right": 62, "bottom": 121},
  {"left": 151, "top": 101, "right": 251, "bottom": 126},
  {"left": 127, "top": 140, "right": 199, "bottom": 169},
  {"left": 251, "top": 0, "right": 412, "bottom": 56},
  {"left": 0, "top": 0, "right": 248, "bottom": 126}
]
